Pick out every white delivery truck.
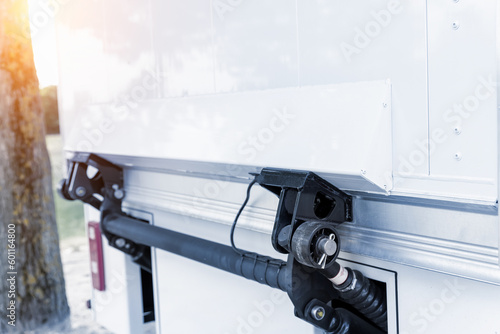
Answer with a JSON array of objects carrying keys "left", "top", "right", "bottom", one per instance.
[{"left": 56, "top": 1, "right": 500, "bottom": 333}]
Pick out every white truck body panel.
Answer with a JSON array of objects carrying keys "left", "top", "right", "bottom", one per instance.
[{"left": 55, "top": 0, "right": 500, "bottom": 333}]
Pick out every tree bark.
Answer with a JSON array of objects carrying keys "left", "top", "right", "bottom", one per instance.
[{"left": 0, "top": 0, "right": 70, "bottom": 332}]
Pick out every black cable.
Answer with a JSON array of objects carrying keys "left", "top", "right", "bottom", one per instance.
[
  {"left": 230, "top": 178, "right": 257, "bottom": 255},
  {"left": 230, "top": 177, "right": 287, "bottom": 276}
]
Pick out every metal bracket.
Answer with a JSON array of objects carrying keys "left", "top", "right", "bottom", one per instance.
[
  {"left": 58, "top": 153, "right": 151, "bottom": 271},
  {"left": 287, "top": 257, "right": 384, "bottom": 334},
  {"left": 57, "top": 152, "right": 124, "bottom": 210},
  {"left": 254, "top": 168, "right": 353, "bottom": 255}
]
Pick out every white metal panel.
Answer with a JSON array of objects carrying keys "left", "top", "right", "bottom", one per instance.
[
  {"left": 64, "top": 81, "right": 393, "bottom": 192},
  {"left": 103, "top": 0, "right": 157, "bottom": 102},
  {"left": 392, "top": 174, "right": 497, "bottom": 203},
  {"left": 55, "top": 0, "right": 499, "bottom": 203},
  {"left": 397, "top": 263, "right": 500, "bottom": 334},
  {"left": 151, "top": 0, "right": 215, "bottom": 98},
  {"left": 56, "top": 0, "right": 109, "bottom": 108},
  {"left": 427, "top": 0, "right": 497, "bottom": 184},
  {"left": 212, "top": 0, "right": 298, "bottom": 92},
  {"left": 297, "top": 0, "right": 429, "bottom": 178}
]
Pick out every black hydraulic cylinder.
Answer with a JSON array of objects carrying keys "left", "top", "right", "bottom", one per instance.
[{"left": 103, "top": 213, "right": 290, "bottom": 292}]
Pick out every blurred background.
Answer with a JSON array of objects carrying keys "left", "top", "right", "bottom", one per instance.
[{"left": 27, "top": 1, "right": 109, "bottom": 332}]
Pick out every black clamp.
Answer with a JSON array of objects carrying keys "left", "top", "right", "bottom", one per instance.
[
  {"left": 255, "top": 168, "right": 352, "bottom": 269},
  {"left": 287, "top": 257, "right": 384, "bottom": 334},
  {"left": 57, "top": 152, "right": 124, "bottom": 210},
  {"left": 58, "top": 153, "right": 151, "bottom": 271}
]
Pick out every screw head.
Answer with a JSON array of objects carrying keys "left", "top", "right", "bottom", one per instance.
[
  {"left": 452, "top": 21, "right": 460, "bottom": 30},
  {"left": 454, "top": 152, "right": 462, "bottom": 161},
  {"left": 454, "top": 126, "right": 462, "bottom": 135},
  {"left": 114, "top": 189, "right": 125, "bottom": 200},
  {"left": 75, "top": 186, "right": 87, "bottom": 197},
  {"left": 311, "top": 306, "right": 326, "bottom": 321},
  {"left": 115, "top": 238, "right": 126, "bottom": 248}
]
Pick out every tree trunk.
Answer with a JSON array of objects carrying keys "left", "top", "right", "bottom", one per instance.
[{"left": 0, "top": 0, "right": 70, "bottom": 332}]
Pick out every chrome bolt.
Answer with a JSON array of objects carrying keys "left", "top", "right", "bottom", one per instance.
[
  {"left": 75, "top": 186, "right": 87, "bottom": 197},
  {"left": 454, "top": 152, "right": 462, "bottom": 161},
  {"left": 452, "top": 21, "right": 460, "bottom": 30},
  {"left": 454, "top": 126, "right": 462, "bottom": 135},
  {"left": 311, "top": 306, "right": 326, "bottom": 321}
]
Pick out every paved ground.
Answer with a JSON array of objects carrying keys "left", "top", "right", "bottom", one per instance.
[{"left": 47, "top": 237, "right": 114, "bottom": 334}]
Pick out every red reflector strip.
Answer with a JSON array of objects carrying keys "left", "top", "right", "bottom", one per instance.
[{"left": 88, "top": 221, "right": 105, "bottom": 291}]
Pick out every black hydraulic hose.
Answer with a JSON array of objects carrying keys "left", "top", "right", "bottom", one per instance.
[
  {"left": 328, "top": 308, "right": 386, "bottom": 334},
  {"left": 334, "top": 267, "right": 387, "bottom": 332},
  {"left": 103, "top": 213, "right": 290, "bottom": 292}
]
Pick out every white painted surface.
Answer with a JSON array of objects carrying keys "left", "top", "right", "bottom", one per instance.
[
  {"left": 56, "top": 0, "right": 498, "bottom": 203},
  {"left": 62, "top": 81, "right": 393, "bottom": 192},
  {"left": 426, "top": 0, "right": 497, "bottom": 191}
]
